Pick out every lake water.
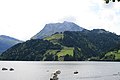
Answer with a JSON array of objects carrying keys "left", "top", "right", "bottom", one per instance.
[{"left": 0, "top": 61, "right": 120, "bottom": 80}]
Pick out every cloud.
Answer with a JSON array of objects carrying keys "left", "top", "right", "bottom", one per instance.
[
  {"left": 0, "top": 0, "right": 120, "bottom": 40},
  {"left": 59, "top": 16, "right": 77, "bottom": 23},
  {"left": 83, "top": 1, "right": 120, "bottom": 34}
]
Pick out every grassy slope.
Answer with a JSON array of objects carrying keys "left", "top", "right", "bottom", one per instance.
[
  {"left": 46, "top": 50, "right": 59, "bottom": 54},
  {"left": 44, "top": 33, "right": 74, "bottom": 60},
  {"left": 103, "top": 50, "right": 120, "bottom": 60},
  {"left": 45, "top": 47, "right": 74, "bottom": 60},
  {"left": 57, "top": 47, "right": 74, "bottom": 57},
  {"left": 44, "top": 33, "right": 63, "bottom": 44}
]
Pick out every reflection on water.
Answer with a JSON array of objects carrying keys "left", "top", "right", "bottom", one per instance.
[{"left": 0, "top": 61, "right": 120, "bottom": 80}]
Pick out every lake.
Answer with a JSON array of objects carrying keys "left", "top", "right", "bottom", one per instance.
[{"left": 0, "top": 61, "right": 120, "bottom": 80}]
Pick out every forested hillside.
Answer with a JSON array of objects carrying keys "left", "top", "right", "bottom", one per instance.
[{"left": 1, "top": 29, "right": 120, "bottom": 61}]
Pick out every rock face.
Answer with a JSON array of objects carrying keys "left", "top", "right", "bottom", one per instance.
[
  {"left": 0, "top": 35, "right": 23, "bottom": 54},
  {"left": 31, "top": 21, "right": 84, "bottom": 39}
]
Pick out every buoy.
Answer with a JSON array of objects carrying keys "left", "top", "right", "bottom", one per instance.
[
  {"left": 9, "top": 68, "right": 14, "bottom": 71},
  {"left": 2, "top": 68, "right": 8, "bottom": 71},
  {"left": 74, "top": 71, "right": 78, "bottom": 74}
]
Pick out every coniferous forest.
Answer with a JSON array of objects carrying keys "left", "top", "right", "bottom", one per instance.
[{"left": 1, "top": 29, "right": 120, "bottom": 61}]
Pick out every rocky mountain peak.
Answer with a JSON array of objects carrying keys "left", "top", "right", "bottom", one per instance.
[{"left": 31, "top": 21, "right": 84, "bottom": 39}]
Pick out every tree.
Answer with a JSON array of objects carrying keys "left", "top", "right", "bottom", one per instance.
[
  {"left": 104, "top": 0, "right": 120, "bottom": 4},
  {"left": 44, "top": 53, "right": 54, "bottom": 61},
  {"left": 64, "top": 54, "right": 74, "bottom": 61},
  {"left": 73, "top": 47, "right": 84, "bottom": 61}
]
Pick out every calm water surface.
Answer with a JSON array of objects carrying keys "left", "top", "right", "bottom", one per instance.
[{"left": 0, "top": 61, "right": 120, "bottom": 80}]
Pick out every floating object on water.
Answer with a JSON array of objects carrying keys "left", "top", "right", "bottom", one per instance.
[
  {"left": 50, "top": 77, "right": 58, "bottom": 80},
  {"left": 55, "top": 70, "right": 61, "bottom": 74},
  {"left": 50, "top": 70, "right": 61, "bottom": 80},
  {"left": 2, "top": 68, "right": 8, "bottom": 71},
  {"left": 74, "top": 71, "right": 78, "bottom": 74},
  {"left": 50, "top": 78, "right": 53, "bottom": 80},
  {"left": 9, "top": 68, "right": 14, "bottom": 71}
]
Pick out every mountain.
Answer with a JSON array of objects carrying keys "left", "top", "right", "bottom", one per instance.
[
  {"left": 1, "top": 29, "right": 120, "bottom": 61},
  {"left": 0, "top": 35, "right": 23, "bottom": 54},
  {"left": 31, "top": 21, "right": 84, "bottom": 39}
]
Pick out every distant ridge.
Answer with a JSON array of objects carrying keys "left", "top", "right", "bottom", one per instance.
[
  {"left": 0, "top": 35, "right": 23, "bottom": 54},
  {"left": 31, "top": 21, "right": 84, "bottom": 39}
]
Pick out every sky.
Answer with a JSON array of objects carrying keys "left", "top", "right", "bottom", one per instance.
[{"left": 0, "top": 0, "right": 120, "bottom": 41}]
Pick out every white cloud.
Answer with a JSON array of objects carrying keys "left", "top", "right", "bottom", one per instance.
[
  {"left": 58, "top": 16, "right": 77, "bottom": 23},
  {"left": 0, "top": 0, "right": 120, "bottom": 40}
]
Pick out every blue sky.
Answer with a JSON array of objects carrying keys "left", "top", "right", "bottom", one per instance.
[{"left": 0, "top": 0, "right": 120, "bottom": 41}]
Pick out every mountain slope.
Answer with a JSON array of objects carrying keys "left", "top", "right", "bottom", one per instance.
[
  {"left": 31, "top": 21, "right": 84, "bottom": 39},
  {"left": 1, "top": 29, "right": 120, "bottom": 61},
  {"left": 83, "top": 29, "right": 120, "bottom": 53},
  {"left": 101, "top": 44, "right": 120, "bottom": 61},
  {"left": 0, "top": 35, "right": 23, "bottom": 54},
  {"left": 1, "top": 39, "right": 62, "bottom": 61},
  {"left": 102, "top": 50, "right": 120, "bottom": 61}
]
